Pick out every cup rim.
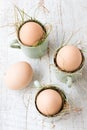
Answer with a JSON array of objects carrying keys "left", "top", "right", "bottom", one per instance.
[
  {"left": 54, "top": 46, "right": 85, "bottom": 74},
  {"left": 17, "top": 37, "right": 48, "bottom": 49},
  {"left": 17, "top": 19, "right": 47, "bottom": 47},
  {"left": 35, "top": 86, "right": 66, "bottom": 117}
]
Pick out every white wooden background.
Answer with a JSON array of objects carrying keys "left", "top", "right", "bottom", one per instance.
[{"left": 0, "top": 0, "right": 87, "bottom": 130}]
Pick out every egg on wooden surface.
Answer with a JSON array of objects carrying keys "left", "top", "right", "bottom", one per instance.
[
  {"left": 36, "top": 88, "right": 63, "bottom": 116},
  {"left": 4, "top": 62, "right": 33, "bottom": 90},
  {"left": 19, "top": 21, "right": 45, "bottom": 46},
  {"left": 56, "top": 45, "right": 82, "bottom": 72}
]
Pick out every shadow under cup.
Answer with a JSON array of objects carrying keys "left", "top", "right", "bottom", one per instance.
[{"left": 12, "top": 20, "right": 48, "bottom": 58}]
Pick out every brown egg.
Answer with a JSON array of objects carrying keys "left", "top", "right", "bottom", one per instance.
[
  {"left": 19, "top": 21, "right": 45, "bottom": 46},
  {"left": 56, "top": 45, "right": 82, "bottom": 72},
  {"left": 4, "top": 62, "right": 33, "bottom": 90},
  {"left": 36, "top": 88, "right": 63, "bottom": 116}
]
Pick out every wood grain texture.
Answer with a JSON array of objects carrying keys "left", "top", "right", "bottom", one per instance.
[{"left": 0, "top": 0, "right": 87, "bottom": 130}]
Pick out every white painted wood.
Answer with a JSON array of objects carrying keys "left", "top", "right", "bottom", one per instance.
[{"left": 0, "top": 0, "right": 87, "bottom": 130}]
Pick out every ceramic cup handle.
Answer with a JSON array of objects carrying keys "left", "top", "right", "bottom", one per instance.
[
  {"left": 34, "top": 80, "right": 42, "bottom": 88},
  {"left": 66, "top": 76, "right": 72, "bottom": 87},
  {"left": 10, "top": 39, "right": 21, "bottom": 49}
]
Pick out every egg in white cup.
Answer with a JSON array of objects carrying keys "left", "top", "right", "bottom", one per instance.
[
  {"left": 53, "top": 45, "right": 85, "bottom": 87},
  {"left": 11, "top": 19, "right": 50, "bottom": 58}
]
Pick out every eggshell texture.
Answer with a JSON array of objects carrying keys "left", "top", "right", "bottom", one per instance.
[
  {"left": 19, "top": 22, "right": 45, "bottom": 46},
  {"left": 36, "top": 89, "right": 63, "bottom": 116},
  {"left": 56, "top": 45, "right": 82, "bottom": 72},
  {"left": 5, "top": 62, "right": 33, "bottom": 90}
]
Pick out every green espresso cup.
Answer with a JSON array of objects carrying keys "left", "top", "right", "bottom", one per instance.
[
  {"left": 10, "top": 20, "right": 49, "bottom": 58},
  {"left": 34, "top": 81, "right": 67, "bottom": 118},
  {"left": 53, "top": 48, "right": 85, "bottom": 87},
  {"left": 33, "top": 81, "right": 81, "bottom": 122}
]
